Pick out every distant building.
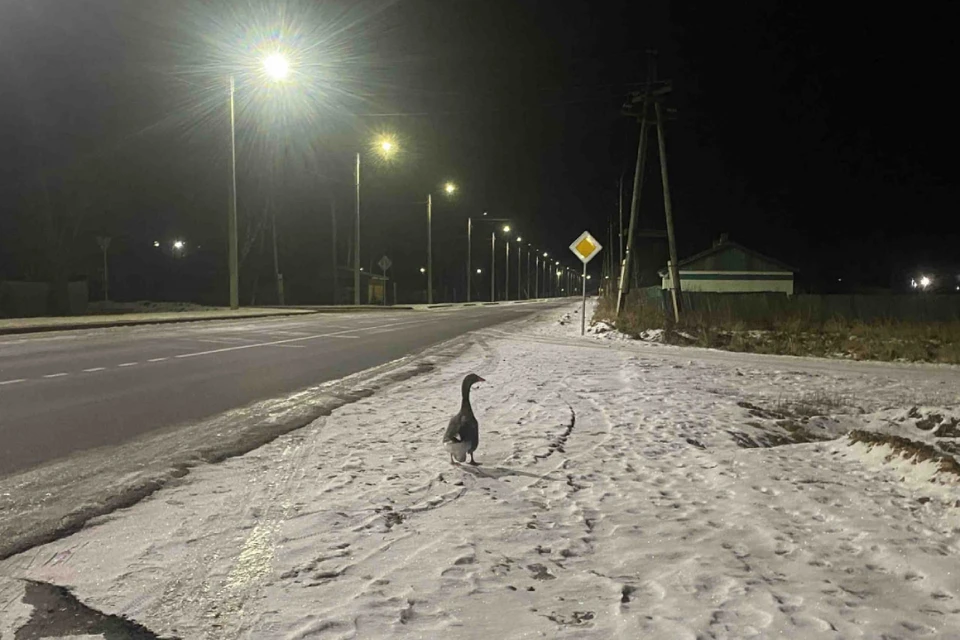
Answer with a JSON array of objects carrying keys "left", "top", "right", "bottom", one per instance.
[{"left": 659, "top": 235, "right": 797, "bottom": 295}]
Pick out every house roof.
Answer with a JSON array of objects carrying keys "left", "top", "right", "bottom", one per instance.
[{"left": 658, "top": 240, "right": 798, "bottom": 276}]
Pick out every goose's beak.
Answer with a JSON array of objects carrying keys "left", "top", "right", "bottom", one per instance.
[{"left": 477, "top": 376, "right": 486, "bottom": 382}]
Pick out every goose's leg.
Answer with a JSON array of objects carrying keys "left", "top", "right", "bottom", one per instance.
[
  {"left": 468, "top": 453, "right": 480, "bottom": 466},
  {"left": 450, "top": 453, "right": 458, "bottom": 465}
]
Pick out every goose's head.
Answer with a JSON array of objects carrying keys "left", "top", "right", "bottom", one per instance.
[{"left": 463, "top": 373, "right": 486, "bottom": 389}]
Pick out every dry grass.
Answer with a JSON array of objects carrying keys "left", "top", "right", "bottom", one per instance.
[
  {"left": 596, "top": 294, "right": 960, "bottom": 364},
  {"left": 848, "top": 430, "right": 960, "bottom": 479}
]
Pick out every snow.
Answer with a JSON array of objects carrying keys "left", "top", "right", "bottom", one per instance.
[{"left": 2, "top": 301, "right": 960, "bottom": 638}]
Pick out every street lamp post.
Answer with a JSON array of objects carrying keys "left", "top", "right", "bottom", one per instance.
[
  {"left": 535, "top": 252, "right": 540, "bottom": 298},
  {"left": 354, "top": 138, "right": 396, "bottom": 306},
  {"left": 516, "top": 237, "right": 522, "bottom": 300},
  {"left": 425, "top": 182, "right": 456, "bottom": 305},
  {"left": 427, "top": 193, "right": 433, "bottom": 304},
  {"left": 467, "top": 217, "right": 472, "bottom": 302},
  {"left": 526, "top": 244, "right": 532, "bottom": 300},
  {"left": 227, "top": 55, "right": 289, "bottom": 310},
  {"left": 354, "top": 152, "right": 360, "bottom": 304},
  {"left": 469, "top": 218, "right": 511, "bottom": 302},
  {"left": 505, "top": 240, "right": 510, "bottom": 301},
  {"left": 228, "top": 76, "right": 239, "bottom": 309},
  {"left": 490, "top": 232, "right": 496, "bottom": 302}
]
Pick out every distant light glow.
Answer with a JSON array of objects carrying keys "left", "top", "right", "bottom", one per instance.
[
  {"left": 476, "top": 269, "right": 482, "bottom": 274},
  {"left": 444, "top": 182, "right": 457, "bottom": 195},
  {"left": 263, "top": 53, "right": 290, "bottom": 80},
  {"left": 420, "top": 267, "right": 426, "bottom": 274},
  {"left": 173, "top": 240, "right": 185, "bottom": 250},
  {"left": 153, "top": 240, "right": 160, "bottom": 248},
  {"left": 516, "top": 237, "right": 522, "bottom": 242},
  {"left": 371, "top": 134, "right": 398, "bottom": 160},
  {"left": 543, "top": 252, "right": 548, "bottom": 257},
  {"left": 920, "top": 275, "right": 932, "bottom": 289},
  {"left": 502, "top": 225, "right": 511, "bottom": 233}
]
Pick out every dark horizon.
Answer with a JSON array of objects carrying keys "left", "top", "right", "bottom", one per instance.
[{"left": 1, "top": 0, "right": 957, "bottom": 305}]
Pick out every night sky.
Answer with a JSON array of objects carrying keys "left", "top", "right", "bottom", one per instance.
[{"left": 1, "top": 1, "right": 956, "bottom": 304}]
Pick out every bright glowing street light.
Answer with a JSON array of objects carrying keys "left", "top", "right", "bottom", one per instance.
[
  {"left": 476, "top": 268, "right": 482, "bottom": 274},
  {"left": 153, "top": 240, "right": 160, "bottom": 248},
  {"left": 543, "top": 251, "right": 548, "bottom": 257},
  {"left": 502, "top": 225, "right": 511, "bottom": 233},
  {"left": 173, "top": 240, "right": 185, "bottom": 250},
  {"left": 920, "top": 275, "right": 932, "bottom": 289},
  {"left": 227, "top": 54, "right": 295, "bottom": 310},
  {"left": 444, "top": 182, "right": 457, "bottom": 195},
  {"left": 375, "top": 136, "right": 397, "bottom": 158},
  {"left": 263, "top": 53, "right": 290, "bottom": 80},
  {"left": 420, "top": 267, "right": 426, "bottom": 274},
  {"left": 516, "top": 236, "right": 522, "bottom": 242}
]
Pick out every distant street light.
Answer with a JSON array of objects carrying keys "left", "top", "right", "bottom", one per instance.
[
  {"left": 353, "top": 136, "right": 399, "bottom": 305},
  {"left": 173, "top": 240, "right": 185, "bottom": 250},
  {"left": 420, "top": 267, "right": 426, "bottom": 274},
  {"left": 476, "top": 268, "right": 482, "bottom": 274},
  {"left": 426, "top": 181, "right": 457, "bottom": 304}
]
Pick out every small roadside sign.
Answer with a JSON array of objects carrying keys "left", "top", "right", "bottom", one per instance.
[
  {"left": 569, "top": 231, "right": 602, "bottom": 336},
  {"left": 378, "top": 255, "right": 393, "bottom": 272},
  {"left": 569, "top": 231, "right": 602, "bottom": 264}
]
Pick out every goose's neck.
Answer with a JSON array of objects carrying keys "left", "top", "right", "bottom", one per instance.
[{"left": 460, "top": 382, "right": 474, "bottom": 416}]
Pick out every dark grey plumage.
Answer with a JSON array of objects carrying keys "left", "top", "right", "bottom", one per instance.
[{"left": 443, "top": 373, "right": 485, "bottom": 465}]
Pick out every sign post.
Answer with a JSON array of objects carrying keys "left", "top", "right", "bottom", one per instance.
[
  {"left": 378, "top": 255, "right": 392, "bottom": 306},
  {"left": 569, "top": 231, "right": 602, "bottom": 336}
]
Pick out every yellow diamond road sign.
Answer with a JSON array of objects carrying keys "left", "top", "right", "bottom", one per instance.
[{"left": 569, "top": 231, "right": 602, "bottom": 264}]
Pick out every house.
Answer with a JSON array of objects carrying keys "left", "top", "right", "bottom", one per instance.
[{"left": 659, "top": 235, "right": 797, "bottom": 295}]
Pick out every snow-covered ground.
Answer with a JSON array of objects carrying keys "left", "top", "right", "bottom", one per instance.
[{"left": 2, "top": 300, "right": 960, "bottom": 639}]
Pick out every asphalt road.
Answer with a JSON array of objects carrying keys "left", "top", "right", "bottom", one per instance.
[{"left": 0, "top": 303, "right": 560, "bottom": 476}]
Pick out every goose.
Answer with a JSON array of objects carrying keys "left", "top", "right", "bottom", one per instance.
[{"left": 443, "top": 373, "right": 485, "bottom": 465}]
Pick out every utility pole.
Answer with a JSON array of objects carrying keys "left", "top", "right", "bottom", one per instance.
[
  {"left": 655, "top": 99, "right": 681, "bottom": 322},
  {"left": 618, "top": 172, "right": 625, "bottom": 268},
  {"left": 617, "top": 49, "right": 681, "bottom": 321}
]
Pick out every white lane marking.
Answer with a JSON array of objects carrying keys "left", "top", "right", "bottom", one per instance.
[
  {"left": 83, "top": 367, "right": 107, "bottom": 373},
  {"left": 118, "top": 362, "right": 139, "bottom": 367},
  {"left": 148, "top": 357, "right": 169, "bottom": 362},
  {"left": 174, "top": 319, "right": 422, "bottom": 360},
  {"left": 43, "top": 373, "right": 68, "bottom": 378},
  {"left": 0, "top": 379, "right": 27, "bottom": 386}
]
